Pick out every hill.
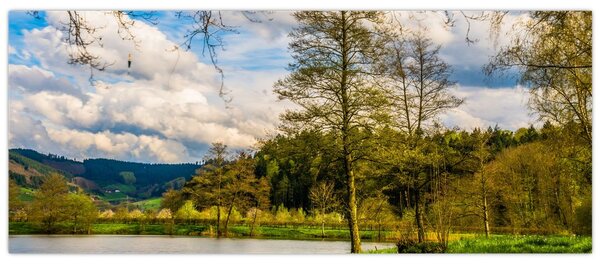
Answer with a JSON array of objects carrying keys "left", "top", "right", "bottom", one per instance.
[{"left": 8, "top": 148, "right": 201, "bottom": 203}]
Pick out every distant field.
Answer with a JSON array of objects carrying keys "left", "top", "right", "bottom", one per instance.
[
  {"left": 18, "top": 187, "right": 35, "bottom": 202},
  {"left": 100, "top": 192, "right": 129, "bottom": 201},
  {"left": 133, "top": 198, "right": 162, "bottom": 210}
]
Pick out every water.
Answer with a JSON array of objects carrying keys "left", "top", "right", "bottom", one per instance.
[{"left": 9, "top": 235, "right": 395, "bottom": 254}]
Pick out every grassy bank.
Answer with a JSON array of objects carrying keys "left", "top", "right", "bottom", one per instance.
[
  {"left": 364, "top": 235, "right": 592, "bottom": 253},
  {"left": 9, "top": 222, "right": 397, "bottom": 242},
  {"left": 446, "top": 235, "right": 592, "bottom": 253}
]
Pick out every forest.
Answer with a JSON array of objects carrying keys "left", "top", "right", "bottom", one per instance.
[{"left": 8, "top": 11, "right": 592, "bottom": 254}]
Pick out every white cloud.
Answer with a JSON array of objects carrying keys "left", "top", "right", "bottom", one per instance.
[
  {"left": 9, "top": 11, "right": 276, "bottom": 162},
  {"left": 8, "top": 45, "right": 17, "bottom": 55},
  {"left": 9, "top": 64, "right": 84, "bottom": 98},
  {"left": 441, "top": 85, "right": 536, "bottom": 131},
  {"left": 8, "top": 11, "right": 538, "bottom": 163},
  {"left": 46, "top": 128, "right": 188, "bottom": 163}
]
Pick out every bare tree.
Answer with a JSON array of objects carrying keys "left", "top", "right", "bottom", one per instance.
[
  {"left": 384, "top": 29, "right": 463, "bottom": 137},
  {"left": 309, "top": 181, "right": 339, "bottom": 238}
]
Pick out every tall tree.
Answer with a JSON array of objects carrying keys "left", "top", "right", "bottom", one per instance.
[
  {"left": 221, "top": 151, "right": 261, "bottom": 236},
  {"left": 65, "top": 193, "right": 98, "bottom": 234},
  {"left": 274, "top": 11, "right": 391, "bottom": 253},
  {"left": 383, "top": 30, "right": 462, "bottom": 242},
  {"left": 30, "top": 173, "right": 70, "bottom": 233},
  {"left": 183, "top": 142, "right": 228, "bottom": 237}
]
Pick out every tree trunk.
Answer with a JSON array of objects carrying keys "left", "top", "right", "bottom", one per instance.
[
  {"left": 216, "top": 203, "right": 221, "bottom": 237},
  {"left": 481, "top": 168, "right": 490, "bottom": 238},
  {"left": 483, "top": 194, "right": 490, "bottom": 238},
  {"left": 321, "top": 207, "right": 325, "bottom": 238},
  {"left": 347, "top": 168, "right": 361, "bottom": 253},
  {"left": 223, "top": 195, "right": 237, "bottom": 237},
  {"left": 250, "top": 207, "right": 258, "bottom": 237},
  {"left": 415, "top": 189, "right": 425, "bottom": 242},
  {"left": 339, "top": 11, "right": 360, "bottom": 253}
]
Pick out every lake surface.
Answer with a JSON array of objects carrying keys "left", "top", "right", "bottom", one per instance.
[{"left": 9, "top": 235, "right": 395, "bottom": 254}]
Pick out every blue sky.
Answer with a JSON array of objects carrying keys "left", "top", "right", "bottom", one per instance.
[{"left": 8, "top": 11, "right": 534, "bottom": 163}]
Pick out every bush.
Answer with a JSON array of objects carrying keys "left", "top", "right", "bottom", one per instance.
[
  {"left": 396, "top": 239, "right": 446, "bottom": 253},
  {"left": 574, "top": 195, "right": 591, "bottom": 235}
]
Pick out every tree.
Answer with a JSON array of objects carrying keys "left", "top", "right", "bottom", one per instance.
[
  {"left": 161, "top": 188, "right": 186, "bottom": 212},
  {"left": 65, "top": 193, "right": 98, "bottom": 234},
  {"left": 183, "top": 142, "right": 228, "bottom": 237},
  {"left": 383, "top": 30, "right": 462, "bottom": 136},
  {"left": 309, "top": 181, "right": 339, "bottom": 238},
  {"left": 453, "top": 129, "right": 494, "bottom": 237},
  {"left": 274, "top": 11, "right": 391, "bottom": 253},
  {"left": 9, "top": 179, "right": 23, "bottom": 221},
  {"left": 119, "top": 171, "right": 136, "bottom": 185},
  {"left": 30, "top": 173, "right": 70, "bottom": 233},
  {"left": 220, "top": 152, "right": 263, "bottom": 236},
  {"left": 485, "top": 142, "right": 583, "bottom": 232},
  {"left": 485, "top": 11, "right": 592, "bottom": 145},
  {"left": 382, "top": 30, "right": 462, "bottom": 242},
  {"left": 248, "top": 177, "right": 271, "bottom": 237},
  {"left": 359, "top": 193, "right": 396, "bottom": 242},
  {"left": 175, "top": 200, "right": 201, "bottom": 224}
]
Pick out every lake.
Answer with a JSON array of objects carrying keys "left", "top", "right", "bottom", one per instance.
[{"left": 9, "top": 235, "right": 396, "bottom": 254}]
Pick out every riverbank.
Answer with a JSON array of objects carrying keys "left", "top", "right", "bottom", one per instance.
[{"left": 9, "top": 222, "right": 398, "bottom": 242}]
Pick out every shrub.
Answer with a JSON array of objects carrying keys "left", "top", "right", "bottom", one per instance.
[
  {"left": 574, "top": 195, "right": 592, "bottom": 235},
  {"left": 396, "top": 239, "right": 446, "bottom": 253}
]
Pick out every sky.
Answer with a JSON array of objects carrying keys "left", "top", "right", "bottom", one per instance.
[{"left": 7, "top": 11, "right": 537, "bottom": 163}]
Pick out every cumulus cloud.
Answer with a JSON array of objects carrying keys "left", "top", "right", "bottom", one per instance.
[
  {"left": 9, "top": 11, "right": 285, "bottom": 162},
  {"left": 9, "top": 64, "right": 84, "bottom": 98},
  {"left": 440, "top": 85, "right": 536, "bottom": 131},
  {"left": 8, "top": 11, "right": 536, "bottom": 163}
]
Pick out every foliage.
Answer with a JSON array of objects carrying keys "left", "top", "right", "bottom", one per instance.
[
  {"left": 65, "top": 193, "right": 98, "bottom": 234},
  {"left": 175, "top": 200, "right": 201, "bottom": 222},
  {"left": 486, "top": 11, "right": 592, "bottom": 144},
  {"left": 119, "top": 171, "right": 136, "bottom": 185},
  {"left": 29, "top": 173, "right": 70, "bottom": 233},
  {"left": 396, "top": 239, "right": 446, "bottom": 253}
]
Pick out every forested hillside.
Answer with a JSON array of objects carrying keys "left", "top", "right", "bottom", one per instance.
[{"left": 8, "top": 149, "right": 200, "bottom": 200}]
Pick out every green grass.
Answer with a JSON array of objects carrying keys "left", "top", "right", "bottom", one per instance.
[
  {"left": 133, "top": 198, "right": 162, "bottom": 210},
  {"left": 9, "top": 222, "right": 392, "bottom": 241},
  {"left": 227, "top": 225, "right": 394, "bottom": 241},
  {"left": 447, "top": 235, "right": 592, "bottom": 253},
  {"left": 365, "top": 247, "right": 397, "bottom": 254},
  {"left": 105, "top": 183, "right": 136, "bottom": 194},
  {"left": 100, "top": 192, "right": 129, "bottom": 201},
  {"left": 18, "top": 187, "right": 36, "bottom": 202}
]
